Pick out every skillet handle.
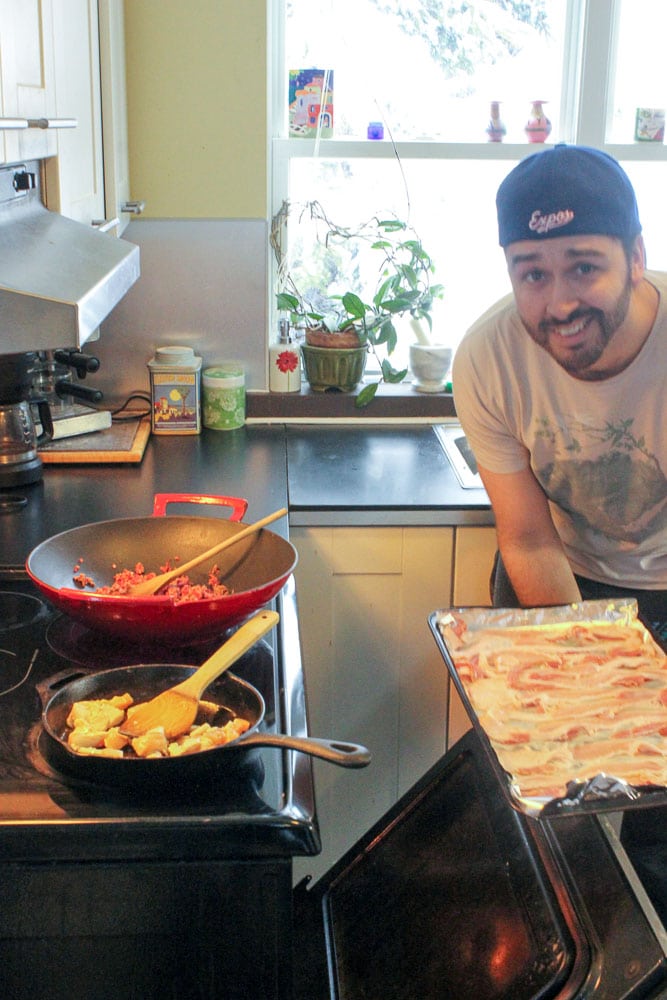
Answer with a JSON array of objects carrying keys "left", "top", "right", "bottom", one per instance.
[
  {"left": 236, "top": 733, "right": 372, "bottom": 768},
  {"left": 36, "top": 668, "right": 88, "bottom": 709},
  {"left": 151, "top": 494, "right": 248, "bottom": 521}
]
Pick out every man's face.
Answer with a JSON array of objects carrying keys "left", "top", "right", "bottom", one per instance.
[{"left": 505, "top": 234, "right": 643, "bottom": 378}]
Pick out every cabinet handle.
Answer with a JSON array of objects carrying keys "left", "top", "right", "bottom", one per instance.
[
  {"left": 91, "top": 217, "right": 120, "bottom": 233},
  {"left": 120, "top": 200, "right": 145, "bottom": 215},
  {"left": 27, "top": 117, "right": 78, "bottom": 129},
  {"left": 0, "top": 117, "right": 78, "bottom": 130},
  {"left": 0, "top": 118, "right": 28, "bottom": 130}
]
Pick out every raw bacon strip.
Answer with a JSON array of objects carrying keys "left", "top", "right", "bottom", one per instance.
[{"left": 439, "top": 607, "right": 667, "bottom": 806}]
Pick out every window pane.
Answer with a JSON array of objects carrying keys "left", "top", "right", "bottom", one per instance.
[
  {"left": 609, "top": 0, "right": 667, "bottom": 143},
  {"left": 283, "top": 158, "right": 514, "bottom": 369},
  {"left": 621, "top": 161, "right": 667, "bottom": 269},
  {"left": 285, "top": 0, "right": 567, "bottom": 142}
]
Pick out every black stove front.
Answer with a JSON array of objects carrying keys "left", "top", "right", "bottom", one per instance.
[{"left": 0, "top": 573, "right": 318, "bottom": 1000}]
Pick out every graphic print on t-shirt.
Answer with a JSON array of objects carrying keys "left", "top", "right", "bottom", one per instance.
[{"left": 534, "top": 416, "right": 667, "bottom": 543}]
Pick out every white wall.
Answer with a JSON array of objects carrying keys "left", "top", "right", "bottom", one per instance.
[{"left": 94, "top": 218, "right": 268, "bottom": 401}]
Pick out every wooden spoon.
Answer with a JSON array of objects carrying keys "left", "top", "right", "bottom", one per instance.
[
  {"left": 126, "top": 507, "right": 288, "bottom": 597},
  {"left": 119, "top": 608, "right": 279, "bottom": 739}
]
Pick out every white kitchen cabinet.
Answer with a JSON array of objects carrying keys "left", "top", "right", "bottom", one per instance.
[
  {"left": 291, "top": 522, "right": 497, "bottom": 882},
  {"left": 0, "top": 0, "right": 58, "bottom": 164},
  {"left": 449, "top": 524, "right": 498, "bottom": 746},
  {"left": 291, "top": 524, "right": 454, "bottom": 883},
  {"left": 43, "top": 0, "right": 104, "bottom": 225},
  {"left": 98, "top": 0, "right": 132, "bottom": 233},
  {"left": 0, "top": 0, "right": 131, "bottom": 232}
]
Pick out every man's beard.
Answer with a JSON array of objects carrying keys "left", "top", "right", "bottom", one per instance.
[{"left": 529, "top": 272, "right": 632, "bottom": 376}]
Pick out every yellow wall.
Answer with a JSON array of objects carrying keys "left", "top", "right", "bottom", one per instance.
[{"left": 123, "top": 0, "right": 267, "bottom": 219}]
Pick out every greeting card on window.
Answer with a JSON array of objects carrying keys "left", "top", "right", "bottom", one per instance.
[
  {"left": 635, "top": 107, "right": 665, "bottom": 142},
  {"left": 289, "top": 69, "right": 334, "bottom": 138}
]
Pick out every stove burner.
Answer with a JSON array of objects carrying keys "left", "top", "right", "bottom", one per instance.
[
  {"left": 0, "top": 590, "right": 49, "bottom": 631},
  {"left": 46, "top": 614, "right": 232, "bottom": 668}
]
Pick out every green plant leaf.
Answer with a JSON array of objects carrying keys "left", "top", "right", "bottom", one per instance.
[
  {"left": 377, "top": 219, "right": 406, "bottom": 233},
  {"left": 341, "top": 291, "right": 367, "bottom": 319},
  {"left": 276, "top": 292, "right": 299, "bottom": 311},
  {"left": 355, "top": 382, "right": 379, "bottom": 408},
  {"left": 381, "top": 359, "right": 408, "bottom": 382}
]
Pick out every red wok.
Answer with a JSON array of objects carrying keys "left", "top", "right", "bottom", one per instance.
[{"left": 26, "top": 493, "right": 298, "bottom": 643}]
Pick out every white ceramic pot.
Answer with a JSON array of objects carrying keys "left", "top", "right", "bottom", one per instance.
[{"left": 409, "top": 344, "right": 452, "bottom": 393}]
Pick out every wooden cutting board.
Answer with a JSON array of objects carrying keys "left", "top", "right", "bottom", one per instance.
[{"left": 40, "top": 418, "right": 151, "bottom": 464}]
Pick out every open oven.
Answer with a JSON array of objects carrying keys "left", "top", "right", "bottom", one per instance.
[
  {"left": 294, "top": 725, "right": 667, "bottom": 999},
  {"left": 294, "top": 606, "right": 667, "bottom": 1000}
]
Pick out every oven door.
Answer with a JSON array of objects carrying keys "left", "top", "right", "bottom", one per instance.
[{"left": 294, "top": 728, "right": 667, "bottom": 999}]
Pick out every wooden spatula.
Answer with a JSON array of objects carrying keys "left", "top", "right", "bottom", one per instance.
[
  {"left": 126, "top": 507, "right": 287, "bottom": 597},
  {"left": 119, "top": 609, "right": 279, "bottom": 739}
]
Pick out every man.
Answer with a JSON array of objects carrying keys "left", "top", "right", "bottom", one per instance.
[
  {"left": 452, "top": 144, "right": 667, "bottom": 923},
  {"left": 452, "top": 144, "right": 667, "bottom": 622}
]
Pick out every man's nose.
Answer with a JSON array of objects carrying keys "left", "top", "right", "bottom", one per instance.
[{"left": 545, "top": 277, "right": 580, "bottom": 321}]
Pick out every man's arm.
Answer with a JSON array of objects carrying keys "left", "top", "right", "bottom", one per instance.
[{"left": 478, "top": 462, "right": 582, "bottom": 607}]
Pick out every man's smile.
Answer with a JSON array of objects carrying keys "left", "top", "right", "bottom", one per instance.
[
  {"left": 549, "top": 314, "right": 593, "bottom": 338},
  {"left": 539, "top": 312, "right": 595, "bottom": 346}
]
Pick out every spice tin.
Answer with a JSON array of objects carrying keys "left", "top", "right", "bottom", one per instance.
[
  {"left": 202, "top": 365, "right": 245, "bottom": 430},
  {"left": 148, "top": 346, "right": 202, "bottom": 435}
]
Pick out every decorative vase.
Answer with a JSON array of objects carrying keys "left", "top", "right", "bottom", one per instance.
[
  {"left": 301, "top": 344, "right": 368, "bottom": 392},
  {"left": 525, "top": 101, "right": 551, "bottom": 143},
  {"left": 486, "top": 101, "right": 506, "bottom": 143}
]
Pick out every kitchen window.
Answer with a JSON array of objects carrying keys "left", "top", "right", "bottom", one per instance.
[{"left": 270, "top": 0, "right": 667, "bottom": 371}]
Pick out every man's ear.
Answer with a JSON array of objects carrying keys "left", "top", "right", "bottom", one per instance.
[{"left": 631, "top": 234, "right": 647, "bottom": 282}]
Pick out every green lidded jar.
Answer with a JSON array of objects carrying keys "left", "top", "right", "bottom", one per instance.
[{"left": 202, "top": 365, "right": 246, "bottom": 430}]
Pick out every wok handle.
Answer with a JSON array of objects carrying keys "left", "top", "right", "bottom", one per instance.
[
  {"left": 151, "top": 494, "right": 248, "bottom": 521},
  {"left": 237, "top": 733, "right": 372, "bottom": 768}
]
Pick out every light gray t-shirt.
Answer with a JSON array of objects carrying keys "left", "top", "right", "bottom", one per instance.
[{"left": 452, "top": 271, "right": 667, "bottom": 589}]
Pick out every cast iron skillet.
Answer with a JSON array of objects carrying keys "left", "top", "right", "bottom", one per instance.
[
  {"left": 26, "top": 494, "right": 299, "bottom": 643},
  {"left": 40, "top": 661, "right": 371, "bottom": 790}
]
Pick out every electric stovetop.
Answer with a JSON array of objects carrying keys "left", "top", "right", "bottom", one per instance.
[{"left": 0, "top": 573, "right": 319, "bottom": 863}]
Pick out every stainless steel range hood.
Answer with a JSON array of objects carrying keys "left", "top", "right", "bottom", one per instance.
[{"left": 0, "top": 162, "right": 140, "bottom": 352}]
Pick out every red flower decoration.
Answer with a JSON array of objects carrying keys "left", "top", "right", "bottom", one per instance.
[{"left": 275, "top": 350, "right": 299, "bottom": 373}]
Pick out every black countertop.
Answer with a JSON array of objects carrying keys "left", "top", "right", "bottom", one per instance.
[
  {"left": 0, "top": 425, "right": 290, "bottom": 571},
  {"left": 1, "top": 423, "right": 491, "bottom": 569},
  {"left": 285, "top": 424, "right": 491, "bottom": 526}
]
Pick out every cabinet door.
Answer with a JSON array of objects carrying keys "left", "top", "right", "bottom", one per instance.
[
  {"left": 0, "top": 0, "right": 57, "bottom": 164},
  {"left": 449, "top": 525, "right": 497, "bottom": 746},
  {"left": 453, "top": 525, "right": 497, "bottom": 606},
  {"left": 43, "top": 0, "right": 105, "bottom": 224},
  {"left": 98, "top": 0, "right": 132, "bottom": 233},
  {"left": 291, "top": 525, "right": 453, "bottom": 884}
]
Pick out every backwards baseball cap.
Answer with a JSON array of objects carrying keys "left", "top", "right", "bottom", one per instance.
[{"left": 496, "top": 144, "right": 642, "bottom": 248}]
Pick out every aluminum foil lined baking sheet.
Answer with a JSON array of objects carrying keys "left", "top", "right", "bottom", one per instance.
[{"left": 430, "top": 600, "right": 667, "bottom": 817}]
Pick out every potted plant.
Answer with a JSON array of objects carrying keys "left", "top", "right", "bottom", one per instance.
[{"left": 271, "top": 201, "right": 443, "bottom": 407}]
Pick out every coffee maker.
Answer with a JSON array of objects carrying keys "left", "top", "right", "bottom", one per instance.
[{"left": 0, "top": 352, "right": 54, "bottom": 487}]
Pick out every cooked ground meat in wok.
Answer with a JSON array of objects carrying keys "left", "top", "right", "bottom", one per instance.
[{"left": 73, "top": 561, "right": 232, "bottom": 603}]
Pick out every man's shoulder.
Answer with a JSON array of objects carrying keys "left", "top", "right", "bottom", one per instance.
[{"left": 459, "top": 293, "right": 520, "bottom": 356}]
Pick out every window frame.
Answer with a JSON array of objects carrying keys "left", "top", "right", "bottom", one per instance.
[{"left": 269, "top": 0, "right": 667, "bottom": 338}]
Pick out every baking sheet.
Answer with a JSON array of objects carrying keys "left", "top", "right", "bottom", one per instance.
[
  {"left": 430, "top": 600, "right": 667, "bottom": 817},
  {"left": 39, "top": 419, "right": 150, "bottom": 464}
]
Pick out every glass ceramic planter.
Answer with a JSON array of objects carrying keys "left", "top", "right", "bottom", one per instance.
[{"left": 301, "top": 344, "right": 368, "bottom": 392}]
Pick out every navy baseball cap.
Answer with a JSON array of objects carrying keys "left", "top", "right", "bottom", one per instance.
[{"left": 496, "top": 144, "right": 642, "bottom": 247}]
